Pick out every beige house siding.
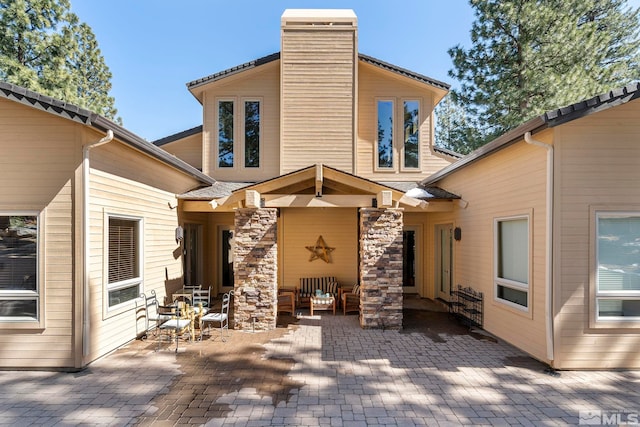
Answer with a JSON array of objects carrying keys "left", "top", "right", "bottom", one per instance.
[
  {"left": 280, "top": 27, "right": 356, "bottom": 174},
  {"left": 429, "top": 138, "right": 550, "bottom": 363},
  {"left": 202, "top": 62, "right": 280, "bottom": 181},
  {"left": 0, "top": 98, "right": 80, "bottom": 368},
  {"left": 357, "top": 63, "right": 453, "bottom": 181},
  {"left": 84, "top": 139, "right": 202, "bottom": 363},
  {"left": 279, "top": 208, "right": 358, "bottom": 289},
  {"left": 554, "top": 100, "right": 640, "bottom": 369},
  {"left": 159, "top": 132, "right": 203, "bottom": 170}
]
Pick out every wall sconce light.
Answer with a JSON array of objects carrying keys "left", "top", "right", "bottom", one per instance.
[
  {"left": 454, "top": 227, "right": 462, "bottom": 241},
  {"left": 175, "top": 226, "right": 184, "bottom": 244}
]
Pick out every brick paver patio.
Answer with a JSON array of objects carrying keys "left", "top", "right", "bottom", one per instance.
[{"left": 1, "top": 303, "right": 639, "bottom": 426}]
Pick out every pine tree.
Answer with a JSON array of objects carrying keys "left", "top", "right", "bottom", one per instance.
[
  {"left": 435, "top": 94, "right": 485, "bottom": 155},
  {"left": 446, "top": 0, "right": 640, "bottom": 149},
  {"left": 0, "top": 0, "right": 119, "bottom": 121}
]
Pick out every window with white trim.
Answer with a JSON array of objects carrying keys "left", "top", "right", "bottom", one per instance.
[
  {"left": 218, "top": 100, "right": 234, "bottom": 167},
  {"left": 0, "top": 214, "right": 39, "bottom": 321},
  {"left": 244, "top": 100, "right": 260, "bottom": 168},
  {"left": 376, "top": 100, "right": 394, "bottom": 169},
  {"left": 107, "top": 216, "right": 141, "bottom": 308},
  {"left": 403, "top": 100, "right": 420, "bottom": 169},
  {"left": 495, "top": 216, "right": 529, "bottom": 309},
  {"left": 595, "top": 212, "right": 640, "bottom": 320}
]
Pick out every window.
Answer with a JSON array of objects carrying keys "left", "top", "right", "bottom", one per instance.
[
  {"left": 595, "top": 213, "right": 640, "bottom": 320},
  {"left": 0, "top": 214, "right": 39, "bottom": 321},
  {"left": 495, "top": 216, "right": 529, "bottom": 310},
  {"left": 218, "top": 100, "right": 234, "bottom": 167},
  {"left": 403, "top": 100, "right": 420, "bottom": 169},
  {"left": 244, "top": 100, "right": 260, "bottom": 168},
  {"left": 377, "top": 100, "right": 394, "bottom": 169},
  {"left": 107, "top": 216, "right": 141, "bottom": 308}
]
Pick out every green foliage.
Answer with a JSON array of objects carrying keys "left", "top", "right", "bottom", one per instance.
[
  {"left": 0, "top": 0, "right": 119, "bottom": 121},
  {"left": 444, "top": 0, "right": 640, "bottom": 151}
]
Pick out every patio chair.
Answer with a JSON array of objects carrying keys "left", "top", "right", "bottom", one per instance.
[
  {"left": 157, "top": 301, "right": 193, "bottom": 352},
  {"left": 200, "top": 290, "right": 233, "bottom": 342},
  {"left": 138, "top": 290, "right": 174, "bottom": 337},
  {"left": 342, "top": 284, "right": 361, "bottom": 315},
  {"left": 277, "top": 290, "right": 296, "bottom": 316},
  {"left": 192, "top": 286, "right": 211, "bottom": 314}
]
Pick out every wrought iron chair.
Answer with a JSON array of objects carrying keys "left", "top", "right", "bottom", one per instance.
[
  {"left": 200, "top": 290, "right": 233, "bottom": 342},
  {"left": 138, "top": 290, "right": 174, "bottom": 338},
  {"left": 156, "top": 301, "right": 193, "bottom": 352}
]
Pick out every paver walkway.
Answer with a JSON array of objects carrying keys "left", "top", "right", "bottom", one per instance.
[{"left": 1, "top": 307, "right": 639, "bottom": 426}]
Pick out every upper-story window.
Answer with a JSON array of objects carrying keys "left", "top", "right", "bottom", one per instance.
[
  {"left": 376, "top": 99, "right": 421, "bottom": 171},
  {"left": 217, "top": 98, "right": 261, "bottom": 169},
  {"left": 403, "top": 100, "right": 420, "bottom": 169},
  {"left": 218, "top": 100, "right": 234, "bottom": 167},
  {"left": 377, "top": 100, "right": 394, "bottom": 169},
  {"left": 244, "top": 100, "right": 260, "bottom": 168}
]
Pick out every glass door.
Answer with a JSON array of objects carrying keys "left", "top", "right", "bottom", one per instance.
[
  {"left": 183, "top": 224, "right": 203, "bottom": 286},
  {"left": 219, "top": 226, "right": 235, "bottom": 291},
  {"left": 403, "top": 227, "right": 420, "bottom": 293},
  {"left": 435, "top": 224, "right": 453, "bottom": 301}
]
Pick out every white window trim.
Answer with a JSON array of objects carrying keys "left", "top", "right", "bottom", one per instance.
[
  {"left": 374, "top": 98, "right": 396, "bottom": 172},
  {"left": 400, "top": 98, "right": 422, "bottom": 171},
  {"left": 104, "top": 213, "right": 143, "bottom": 314},
  {"left": 0, "top": 211, "right": 43, "bottom": 328},
  {"left": 215, "top": 97, "right": 237, "bottom": 170},
  {"left": 241, "top": 97, "right": 262, "bottom": 169},
  {"left": 590, "top": 208, "right": 640, "bottom": 328},
  {"left": 493, "top": 214, "right": 531, "bottom": 313}
]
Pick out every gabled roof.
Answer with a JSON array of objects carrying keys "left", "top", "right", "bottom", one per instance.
[
  {"left": 152, "top": 125, "right": 202, "bottom": 147},
  {"left": 422, "top": 82, "right": 640, "bottom": 186},
  {"left": 0, "top": 81, "right": 215, "bottom": 186},
  {"left": 185, "top": 52, "right": 450, "bottom": 93}
]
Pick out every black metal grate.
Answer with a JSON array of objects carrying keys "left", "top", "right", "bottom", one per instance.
[{"left": 450, "top": 285, "right": 483, "bottom": 328}]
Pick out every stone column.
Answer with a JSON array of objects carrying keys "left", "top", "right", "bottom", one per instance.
[
  {"left": 233, "top": 208, "right": 278, "bottom": 331},
  {"left": 359, "top": 208, "right": 403, "bottom": 329}
]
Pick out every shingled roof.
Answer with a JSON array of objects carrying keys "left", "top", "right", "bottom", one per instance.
[
  {"left": 152, "top": 125, "right": 203, "bottom": 147},
  {"left": 186, "top": 52, "right": 450, "bottom": 92},
  {"left": 422, "top": 82, "right": 640, "bottom": 186},
  {"left": 0, "top": 81, "right": 215, "bottom": 186}
]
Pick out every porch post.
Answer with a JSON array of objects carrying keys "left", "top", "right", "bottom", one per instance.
[
  {"left": 233, "top": 208, "right": 278, "bottom": 331},
  {"left": 359, "top": 208, "right": 403, "bottom": 330}
]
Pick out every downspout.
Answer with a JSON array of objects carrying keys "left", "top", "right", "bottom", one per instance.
[
  {"left": 524, "top": 131, "right": 554, "bottom": 363},
  {"left": 82, "top": 130, "right": 114, "bottom": 357}
]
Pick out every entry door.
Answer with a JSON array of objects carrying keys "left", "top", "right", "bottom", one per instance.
[
  {"left": 435, "top": 224, "right": 453, "bottom": 301},
  {"left": 219, "top": 226, "right": 235, "bottom": 291},
  {"left": 183, "top": 224, "right": 203, "bottom": 286}
]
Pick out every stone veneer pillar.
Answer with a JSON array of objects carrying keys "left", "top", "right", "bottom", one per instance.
[
  {"left": 233, "top": 208, "right": 278, "bottom": 331},
  {"left": 359, "top": 208, "right": 403, "bottom": 329}
]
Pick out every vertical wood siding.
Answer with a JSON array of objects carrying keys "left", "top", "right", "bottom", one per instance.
[
  {"left": 281, "top": 29, "right": 356, "bottom": 173},
  {"left": 554, "top": 100, "right": 640, "bottom": 369}
]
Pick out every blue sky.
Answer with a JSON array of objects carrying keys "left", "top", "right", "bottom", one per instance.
[
  {"left": 71, "top": 0, "right": 639, "bottom": 142},
  {"left": 71, "top": 1, "right": 476, "bottom": 141}
]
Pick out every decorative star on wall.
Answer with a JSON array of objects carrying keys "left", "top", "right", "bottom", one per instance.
[{"left": 305, "top": 235, "right": 335, "bottom": 263}]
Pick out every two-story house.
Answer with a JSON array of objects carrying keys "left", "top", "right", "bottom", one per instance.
[{"left": 155, "top": 10, "right": 459, "bottom": 331}]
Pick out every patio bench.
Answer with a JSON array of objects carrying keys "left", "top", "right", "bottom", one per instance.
[{"left": 298, "top": 276, "right": 339, "bottom": 308}]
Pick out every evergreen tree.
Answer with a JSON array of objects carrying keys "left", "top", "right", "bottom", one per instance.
[
  {"left": 446, "top": 0, "right": 640, "bottom": 149},
  {"left": 0, "top": 0, "right": 119, "bottom": 121},
  {"left": 435, "top": 94, "right": 484, "bottom": 155}
]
